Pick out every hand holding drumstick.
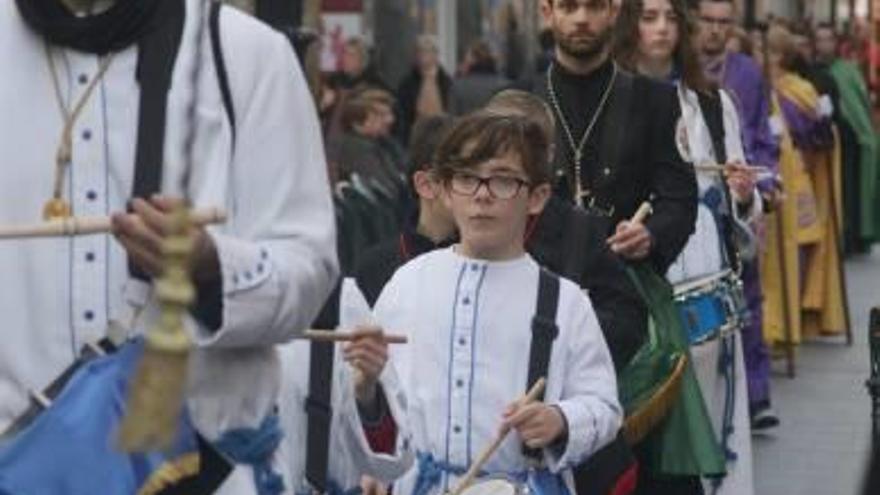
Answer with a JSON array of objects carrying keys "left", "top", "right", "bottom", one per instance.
[
  {"left": 607, "top": 201, "right": 653, "bottom": 260},
  {"left": 449, "top": 378, "right": 547, "bottom": 495},
  {"left": 342, "top": 326, "right": 393, "bottom": 408}
]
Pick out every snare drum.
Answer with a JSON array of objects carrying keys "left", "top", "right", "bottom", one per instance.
[
  {"left": 673, "top": 270, "right": 746, "bottom": 345},
  {"left": 458, "top": 469, "right": 570, "bottom": 495},
  {"left": 460, "top": 479, "right": 523, "bottom": 495}
]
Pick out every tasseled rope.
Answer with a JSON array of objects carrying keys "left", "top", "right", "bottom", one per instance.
[{"left": 117, "top": 205, "right": 194, "bottom": 451}]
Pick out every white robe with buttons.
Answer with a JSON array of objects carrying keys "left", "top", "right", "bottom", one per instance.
[
  {"left": 373, "top": 248, "right": 621, "bottom": 495},
  {"left": 0, "top": 2, "right": 337, "bottom": 493}
]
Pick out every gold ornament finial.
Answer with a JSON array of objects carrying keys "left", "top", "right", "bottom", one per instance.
[{"left": 42, "top": 198, "right": 72, "bottom": 220}]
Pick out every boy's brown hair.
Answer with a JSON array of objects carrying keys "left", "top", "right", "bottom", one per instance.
[
  {"left": 485, "top": 89, "right": 556, "bottom": 145},
  {"left": 355, "top": 87, "right": 396, "bottom": 108},
  {"left": 339, "top": 97, "right": 374, "bottom": 132},
  {"left": 433, "top": 111, "right": 552, "bottom": 186}
]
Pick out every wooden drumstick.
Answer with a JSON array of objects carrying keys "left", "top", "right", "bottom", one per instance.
[
  {"left": 301, "top": 329, "right": 408, "bottom": 345},
  {"left": 694, "top": 162, "right": 775, "bottom": 180},
  {"left": 0, "top": 207, "right": 227, "bottom": 239},
  {"left": 629, "top": 201, "right": 653, "bottom": 224},
  {"left": 449, "top": 378, "right": 547, "bottom": 495}
]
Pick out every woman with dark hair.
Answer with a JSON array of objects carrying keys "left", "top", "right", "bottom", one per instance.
[
  {"left": 615, "top": 1, "right": 763, "bottom": 494},
  {"left": 615, "top": 0, "right": 708, "bottom": 91}
]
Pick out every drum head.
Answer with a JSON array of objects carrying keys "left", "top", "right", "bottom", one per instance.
[{"left": 460, "top": 479, "right": 520, "bottom": 495}]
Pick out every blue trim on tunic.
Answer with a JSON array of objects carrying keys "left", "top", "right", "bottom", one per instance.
[
  {"left": 466, "top": 265, "right": 488, "bottom": 464},
  {"left": 444, "top": 263, "right": 468, "bottom": 491},
  {"left": 214, "top": 414, "right": 285, "bottom": 495}
]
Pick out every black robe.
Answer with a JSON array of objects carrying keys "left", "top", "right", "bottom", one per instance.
[
  {"left": 527, "top": 196, "right": 648, "bottom": 371},
  {"left": 526, "top": 59, "right": 698, "bottom": 274}
]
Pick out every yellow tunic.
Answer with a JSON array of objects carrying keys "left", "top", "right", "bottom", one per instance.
[{"left": 761, "top": 74, "right": 847, "bottom": 347}]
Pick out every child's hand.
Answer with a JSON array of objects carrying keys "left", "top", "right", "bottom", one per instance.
[
  {"left": 343, "top": 326, "right": 389, "bottom": 406},
  {"left": 501, "top": 402, "right": 566, "bottom": 449}
]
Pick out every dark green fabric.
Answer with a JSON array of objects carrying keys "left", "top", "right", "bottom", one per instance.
[
  {"left": 619, "top": 263, "right": 726, "bottom": 477},
  {"left": 828, "top": 60, "right": 880, "bottom": 243}
]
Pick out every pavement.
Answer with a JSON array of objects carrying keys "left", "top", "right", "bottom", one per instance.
[{"left": 753, "top": 246, "right": 879, "bottom": 495}]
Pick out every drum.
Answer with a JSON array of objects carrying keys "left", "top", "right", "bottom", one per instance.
[
  {"left": 461, "top": 478, "right": 529, "bottom": 495},
  {"left": 0, "top": 339, "right": 231, "bottom": 495},
  {"left": 460, "top": 479, "right": 524, "bottom": 495},
  {"left": 458, "top": 469, "right": 575, "bottom": 495},
  {"left": 673, "top": 270, "right": 747, "bottom": 345}
]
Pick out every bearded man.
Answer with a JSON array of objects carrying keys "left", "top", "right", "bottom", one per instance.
[
  {"left": 532, "top": 0, "right": 697, "bottom": 275},
  {"left": 528, "top": 1, "right": 700, "bottom": 494}
]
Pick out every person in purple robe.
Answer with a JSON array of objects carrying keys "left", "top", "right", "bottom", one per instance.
[{"left": 695, "top": 0, "right": 780, "bottom": 431}]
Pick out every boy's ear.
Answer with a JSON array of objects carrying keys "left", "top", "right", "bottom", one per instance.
[
  {"left": 413, "top": 170, "right": 437, "bottom": 199},
  {"left": 540, "top": 0, "right": 553, "bottom": 23},
  {"left": 527, "top": 183, "right": 552, "bottom": 216}
]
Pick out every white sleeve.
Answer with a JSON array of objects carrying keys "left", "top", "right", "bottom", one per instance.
[
  {"left": 191, "top": 13, "right": 337, "bottom": 347},
  {"left": 329, "top": 278, "right": 415, "bottom": 487},
  {"left": 330, "top": 356, "right": 415, "bottom": 486},
  {"left": 545, "top": 293, "right": 622, "bottom": 471},
  {"left": 372, "top": 267, "right": 414, "bottom": 387}
]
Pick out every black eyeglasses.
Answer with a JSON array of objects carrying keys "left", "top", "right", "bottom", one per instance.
[{"left": 449, "top": 171, "right": 531, "bottom": 200}]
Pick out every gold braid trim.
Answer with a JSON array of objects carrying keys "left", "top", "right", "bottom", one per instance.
[
  {"left": 137, "top": 452, "right": 201, "bottom": 495},
  {"left": 623, "top": 353, "right": 688, "bottom": 445}
]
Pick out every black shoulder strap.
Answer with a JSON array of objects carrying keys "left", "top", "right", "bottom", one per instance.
[
  {"left": 696, "top": 89, "right": 727, "bottom": 164},
  {"left": 128, "top": 1, "right": 234, "bottom": 281},
  {"left": 129, "top": 0, "right": 185, "bottom": 279},
  {"left": 523, "top": 268, "right": 560, "bottom": 458},
  {"left": 305, "top": 288, "right": 339, "bottom": 493},
  {"left": 209, "top": 1, "right": 237, "bottom": 146},
  {"left": 697, "top": 89, "right": 742, "bottom": 272}
]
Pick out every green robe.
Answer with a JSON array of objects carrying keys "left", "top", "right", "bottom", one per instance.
[{"left": 828, "top": 60, "right": 880, "bottom": 243}]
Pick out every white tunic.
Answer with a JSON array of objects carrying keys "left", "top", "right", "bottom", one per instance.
[
  {"left": 373, "top": 248, "right": 621, "bottom": 495},
  {"left": 0, "top": 2, "right": 337, "bottom": 493},
  {"left": 666, "top": 87, "right": 761, "bottom": 284}
]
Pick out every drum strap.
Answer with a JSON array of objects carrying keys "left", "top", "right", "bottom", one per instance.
[
  {"left": 521, "top": 270, "right": 637, "bottom": 495},
  {"left": 305, "top": 332, "right": 336, "bottom": 493},
  {"left": 128, "top": 0, "right": 185, "bottom": 280},
  {"left": 696, "top": 90, "right": 741, "bottom": 274},
  {"left": 523, "top": 268, "right": 560, "bottom": 459}
]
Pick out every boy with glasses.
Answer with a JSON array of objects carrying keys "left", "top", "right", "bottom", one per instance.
[{"left": 373, "top": 111, "right": 621, "bottom": 495}]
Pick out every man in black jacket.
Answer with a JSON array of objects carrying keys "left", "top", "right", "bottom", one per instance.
[{"left": 532, "top": 0, "right": 697, "bottom": 275}]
